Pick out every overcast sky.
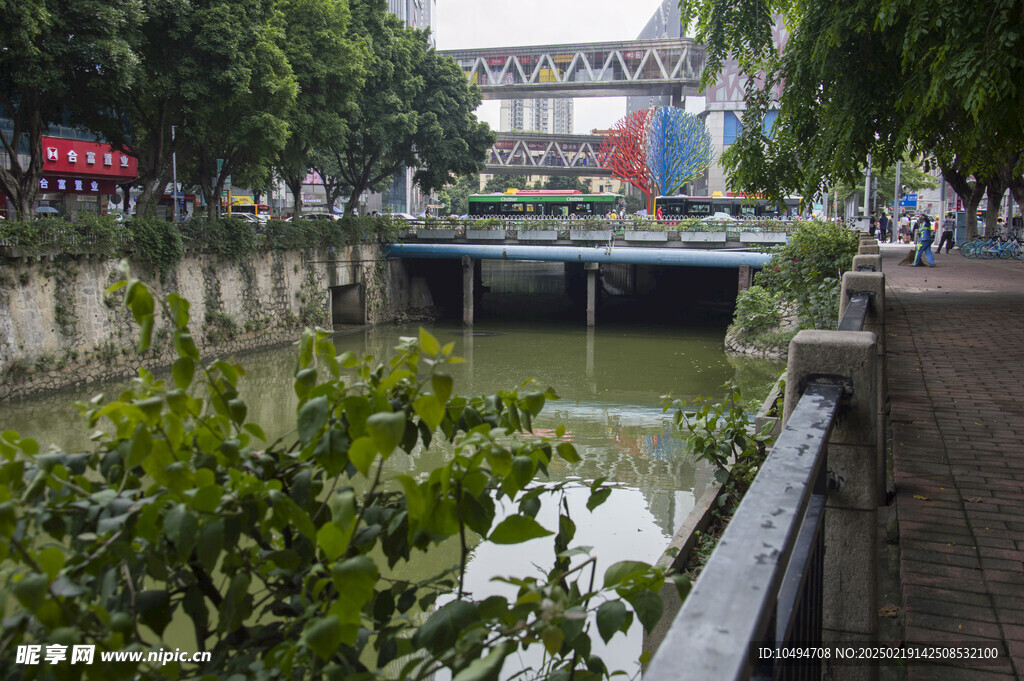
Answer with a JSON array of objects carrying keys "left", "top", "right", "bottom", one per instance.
[{"left": 434, "top": 0, "right": 670, "bottom": 134}]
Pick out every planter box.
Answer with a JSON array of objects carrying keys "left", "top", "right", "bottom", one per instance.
[
  {"left": 624, "top": 230, "right": 669, "bottom": 242},
  {"left": 466, "top": 229, "right": 506, "bottom": 240},
  {"left": 678, "top": 231, "right": 727, "bottom": 243},
  {"left": 740, "top": 231, "right": 789, "bottom": 244},
  {"left": 516, "top": 230, "right": 558, "bottom": 241},
  {"left": 415, "top": 229, "right": 457, "bottom": 240},
  {"left": 570, "top": 230, "right": 613, "bottom": 241}
]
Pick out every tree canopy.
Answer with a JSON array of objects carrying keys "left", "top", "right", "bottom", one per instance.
[
  {"left": 0, "top": 0, "right": 492, "bottom": 222},
  {"left": 327, "top": 0, "right": 494, "bottom": 216},
  {"left": 483, "top": 174, "right": 533, "bottom": 193},
  {"left": 0, "top": 0, "right": 141, "bottom": 218},
  {"left": 680, "top": 0, "right": 1024, "bottom": 238},
  {"left": 275, "top": 0, "right": 366, "bottom": 217},
  {"left": 542, "top": 176, "right": 591, "bottom": 193},
  {"left": 435, "top": 174, "right": 479, "bottom": 215}
]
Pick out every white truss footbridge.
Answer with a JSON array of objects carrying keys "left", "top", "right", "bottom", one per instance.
[
  {"left": 486, "top": 132, "right": 612, "bottom": 176},
  {"left": 440, "top": 38, "right": 705, "bottom": 99}
]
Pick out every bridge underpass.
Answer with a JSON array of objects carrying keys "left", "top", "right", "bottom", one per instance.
[
  {"left": 440, "top": 38, "right": 704, "bottom": 100},
  {"left": 385, "top": 243, "right": 769, "bottom": 327}
]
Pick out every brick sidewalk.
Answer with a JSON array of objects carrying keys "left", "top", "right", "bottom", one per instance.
[{"left": 882, "top": 244, "right": 1024, "bottom": 680}]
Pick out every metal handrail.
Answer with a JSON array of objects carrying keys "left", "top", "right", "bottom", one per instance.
[
  {"left": 646, "top": 263, "right": 878, "bottom": 681},
  {"left": 644, "top": 383, "right": 843, "bottom": 681},
  {"left": 837, "top": 292, "right": 870, "bottom": 331}
]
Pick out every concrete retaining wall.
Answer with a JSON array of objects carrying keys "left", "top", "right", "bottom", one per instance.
[{"left": 0, "top": 245, "right": 394, "bottom": 400}]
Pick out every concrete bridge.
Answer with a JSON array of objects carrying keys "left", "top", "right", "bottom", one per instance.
[{"left": 385, "top": 230, "right": 775, "bottom": 326}]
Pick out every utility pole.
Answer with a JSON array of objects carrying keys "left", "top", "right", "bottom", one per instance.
[
  {"left": 171, "top": 126, "right": 179, "bottom": 223},
  {"left": 864, "top": 154, "right": 872, "bottom": 226},
  {"left": 894, "top": 160, "right": 902, "bottom": 218}
]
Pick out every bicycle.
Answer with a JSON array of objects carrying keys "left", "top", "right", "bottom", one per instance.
[{"left": 959, "top": 235, "right": 1023, "bottom": 260}]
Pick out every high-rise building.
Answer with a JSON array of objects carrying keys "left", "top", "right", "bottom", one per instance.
[
  {"left": 388, "top": 0, "right": 436, "bottom": 45},
  {"left": 626, "top": 0, "right": 681, "bottom": 114},
  {"left": 499, "top": 98, "right": 573, "bottom": 134}
]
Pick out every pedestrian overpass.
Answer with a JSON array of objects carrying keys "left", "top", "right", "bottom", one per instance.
[
  {"left": 440, "top": 38, "right": 704, "bottom": 100},
  {"left": 487, "top": 132, "right": 612, "bottom": 176}
]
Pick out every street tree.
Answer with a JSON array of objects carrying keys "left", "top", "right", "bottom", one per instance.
[
  {"left": 830, "top": 156, "right": 937, "bottom": 217},
  {"left": 435, "top": 174, "right": 479, "bottom": 215},
  {"left": 646, "top": 107, "right": 713, "bottom": 200},
  {"left": 542, "top": 176, "right": 590, "bottom": 193},
  {"left": 679, "top": 0, "right": 1024, "bottom": 239},
  {"left": 328, "top": 0, "right": 493, "bottom": 216},
  {"left": 599, "top": 109, "right": 654, "bottom": 212},
  {"left": 309, "top": 150, "right": 354, "bottom": 215},
  {"left": 177, "top": 0, "right": 298, "bottom": 219},
  {"left": 0, "top": 0, "right": 141, "bottom": 218},
  {"left": 82, "top": 0, "right": 190, "bottom": 219},
  {"left": 484, "top": 174, "right": 532, "bottom": 193},
  {"left": 275, "top": 0, "right": 367, "bottom": 218}
]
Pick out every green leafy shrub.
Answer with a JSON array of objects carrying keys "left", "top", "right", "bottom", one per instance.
[
  {"left": 666, "top": 382, "right": 775, "bottom": 493},
  {"left": 128, "top": 216, "right": 183, "bottom": 275},
  {"left": 183, "top": 216, "right": 257, "bottom": 260},
  {"left": 665, "top": 380, "right": 781, "bottom": 579},
  {"left": 732, "top": 285, "right": 782, "bottom": 340},
  {"left": 0, "top": 266, "right": 686, "bottom": 680},
  {"left": 0, "top": 215, "right": 129, "bottom": 256},
  {"left": 753, "top": 219, "right": 858, "bottom": 329}
]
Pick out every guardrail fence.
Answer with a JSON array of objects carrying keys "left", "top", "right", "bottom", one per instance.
[{"left": 644, "top": 234, "right": 885, "bottom": 681}]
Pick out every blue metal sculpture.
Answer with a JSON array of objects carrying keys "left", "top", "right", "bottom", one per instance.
[{"left": 645, "top": 107, "right": 714, "bottom": 198}]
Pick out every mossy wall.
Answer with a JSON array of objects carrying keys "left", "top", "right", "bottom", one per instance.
[{"left": 0, "top": 245, "right": 393, "bottom": 399}]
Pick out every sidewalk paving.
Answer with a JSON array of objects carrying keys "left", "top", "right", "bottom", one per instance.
[{"left": 881, "top": 243, "right": 1024, "bottom": 680}]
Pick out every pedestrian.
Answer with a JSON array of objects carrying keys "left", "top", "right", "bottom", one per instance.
[
  {"left": 912, "top": 214, "right": 935, "bottom": 266},
  {"left": 935, "top": 214, "right": 954, "bottom": 253},
  {"left": 869, "top": 212, "right": 877, "bottom": 238},
  {"left": 878, "top": 212, "right": 890, "bottom": 243},
  {"left": 899, "top": 212, "right": 911, "bottom": 243},
  {"left": 655, "top": 206, "right": 663, "bottom": 221},
  {"left": 997, "top": 217, "right": 1009, "bottom": 238}
]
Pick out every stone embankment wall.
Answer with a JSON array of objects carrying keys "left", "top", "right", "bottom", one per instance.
[{"left": 0, "top": 245, "right": 398, "bottom": 400}]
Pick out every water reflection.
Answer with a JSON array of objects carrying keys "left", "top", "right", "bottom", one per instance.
[{"left": 0, "top": 319, "right": 784, "bottom": 674}]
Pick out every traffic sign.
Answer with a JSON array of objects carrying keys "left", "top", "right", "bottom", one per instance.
[{"left": 899, "top": 193, "right": 917, "bottom": 208}]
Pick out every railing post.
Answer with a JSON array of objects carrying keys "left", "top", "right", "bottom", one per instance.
[
  {"left": 852, "top": 254, "right": 882, "bottom": 272},
  {"left": 840, "top": 270, "right": 887, "bottom": 504},
  {"left": 858, "top": 240, "right": 880, "bottom": 255},
  {"left": 784, "top": 330, "right": 879, "bottom": 681}
]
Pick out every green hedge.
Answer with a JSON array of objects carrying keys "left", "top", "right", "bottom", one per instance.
[{"left": 0, "top": 215, "right": 402, "bottom": 269}]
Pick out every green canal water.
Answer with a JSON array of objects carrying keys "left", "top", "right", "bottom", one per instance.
[{"left": 0, "top": 318, "right": 784, "bottom": 675}]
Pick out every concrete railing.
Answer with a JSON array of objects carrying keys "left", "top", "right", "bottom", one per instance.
[{"left": 644, "top": 235, "right": 885, "bottom": 681}]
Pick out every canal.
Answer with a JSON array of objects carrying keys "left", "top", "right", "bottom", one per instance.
[{"left": 0, "top": 263, "right": 784, "bottom": 675}]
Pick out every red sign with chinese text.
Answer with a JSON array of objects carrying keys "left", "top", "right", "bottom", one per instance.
[
  {"left": 38, "top": 177, "right": 120, "bottom": 194},
  {"left": 41, "top": 136, "right": 137, "bottom": 180}
]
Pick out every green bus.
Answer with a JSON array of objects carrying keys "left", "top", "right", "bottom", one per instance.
[{"left": 468, "top": 190, "right": 623, "bottom": 217}]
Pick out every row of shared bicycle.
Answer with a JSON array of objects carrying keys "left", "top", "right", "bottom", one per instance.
[{"left": 959, "top": 235, "right": 1024, "bottom": 260}]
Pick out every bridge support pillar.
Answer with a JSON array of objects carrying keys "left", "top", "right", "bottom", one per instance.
[
  {"left": 584, "top": 262, "right": 599, "bottom": 326},
  {"left": 737, "top": 264, "right": 753, "bottom": 293},
  {"left": 462, "top": 256, "right": 474, "bottom": 326}
]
